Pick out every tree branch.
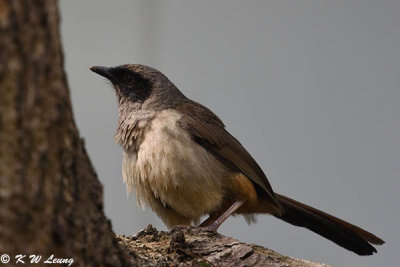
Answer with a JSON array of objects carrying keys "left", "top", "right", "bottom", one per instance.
[{"left": 117, "top": 225, "right": 330, "bottom": 267}]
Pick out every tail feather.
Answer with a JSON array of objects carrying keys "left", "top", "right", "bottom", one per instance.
[{"left": 274, "top": 194, "right": 384, "bottom": 256}]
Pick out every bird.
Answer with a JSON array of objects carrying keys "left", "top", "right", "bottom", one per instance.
[{"left": 90, "top": 64, "right": 384, "bottom": 256}]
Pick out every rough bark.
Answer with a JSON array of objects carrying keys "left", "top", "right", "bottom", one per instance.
[
  {"left": 0, "top": 1, "right": 328, "bottom": 266},
  {"left": 117, "top": 225, "right": 330, "bottom": 267},
  {"left": 0, "top": 0, "right": 129, "bottom": 266}
]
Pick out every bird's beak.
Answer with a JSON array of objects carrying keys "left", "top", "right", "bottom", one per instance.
[{"left": 90, "top": 66, "right": 114, "bottom": 81}]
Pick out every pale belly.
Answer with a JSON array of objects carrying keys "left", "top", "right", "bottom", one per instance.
[{"left": 121, "top": 110, "right": 231, "bottom": 226}]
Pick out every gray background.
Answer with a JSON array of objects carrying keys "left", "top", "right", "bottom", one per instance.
[{"left": 60, "top": 1, "right": 398, "bottom": 266}]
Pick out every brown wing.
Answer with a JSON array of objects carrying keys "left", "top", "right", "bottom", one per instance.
[{"left": 176, "top": 100, "right": 279, "bottom": 208}]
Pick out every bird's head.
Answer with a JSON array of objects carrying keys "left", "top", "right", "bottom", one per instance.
[{"left": 90, "top": 64, "right": 185, "bottom": 109}]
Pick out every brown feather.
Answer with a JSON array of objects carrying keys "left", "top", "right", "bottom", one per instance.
[
  {"left": 275, "top": 194, "right": 384, "bottom": 255},
  {"left": 176, "top": 100, "right": 281, "bottom": 209},
  {"left": 276, "top": 194, "right": 384, "bottom": 245}
]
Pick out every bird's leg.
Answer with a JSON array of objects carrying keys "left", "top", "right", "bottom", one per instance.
[
  {"left": 199, "top": 201, "right": 231, "bottom": 227},
  {"left": 199, "top": 199, "right": 245, "bottom": 230},
  {"left": 199, "top": 215, "right": 217, "bottom": 227}
]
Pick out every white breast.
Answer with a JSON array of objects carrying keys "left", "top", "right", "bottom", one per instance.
[{"left": 121, "top": 109, "right": 230, "bottom": 220}]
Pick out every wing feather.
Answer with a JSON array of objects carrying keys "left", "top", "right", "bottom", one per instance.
[{"left": 176, "top": 100, "right": 279, "bottom": 207}]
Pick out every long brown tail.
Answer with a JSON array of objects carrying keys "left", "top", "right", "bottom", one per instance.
[{"left": 274, "top": 194, "right": 384, "bottom": 255}]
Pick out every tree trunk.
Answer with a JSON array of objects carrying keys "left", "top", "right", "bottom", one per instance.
[
  {"left": 0, "top": 0, "right": 129, "bottom": 266},
  {"left": 0, "top": 1, "right": 328, "bottom": 266}
]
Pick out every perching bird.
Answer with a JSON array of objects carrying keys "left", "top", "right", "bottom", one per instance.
[{"left": 90, "top": 64, "right": 384, "bottom": 256}]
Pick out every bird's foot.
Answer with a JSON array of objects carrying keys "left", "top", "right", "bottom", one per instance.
[
  {"left": 170, "top": 225, "right": 189, "bottom": 232},
  {"left": 199, "top": 222, "right": 219, "bottom": 232}
]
